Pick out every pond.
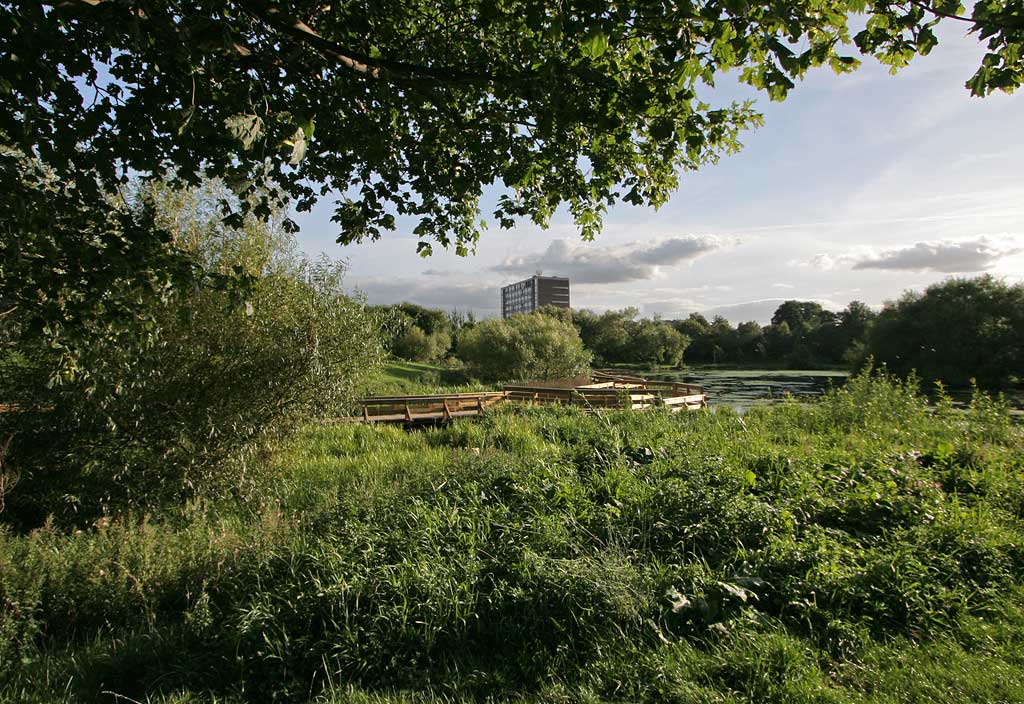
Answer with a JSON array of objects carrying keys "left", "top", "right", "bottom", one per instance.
[{"left": 640, "top": 368, "right": 850, "bottom": 411}]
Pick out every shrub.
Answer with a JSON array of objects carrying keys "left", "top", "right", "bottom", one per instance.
[
  {"left": 0, "top": 182, "right": 385, "bottom": 526},
  {"left": 456, "top": 313, "right": 591, "bottom": 382},
  {"left": 393, "top": 326, "right": 452, "bottom": 363}
]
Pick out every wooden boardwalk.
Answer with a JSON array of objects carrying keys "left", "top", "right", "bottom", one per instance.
[
  {"left": 344, "top": 373, "right": 707, "bottom": 424},
  {"left": 347, "top": 391, "right": 509, "bottom": 424}
]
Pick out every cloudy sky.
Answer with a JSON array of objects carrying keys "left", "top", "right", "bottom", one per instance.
[{"left": 293, "top": 24, "right": 1024, "bottom": 324}]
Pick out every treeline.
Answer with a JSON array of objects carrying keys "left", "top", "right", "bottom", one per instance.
[
  {"left": 378, "top": 299, "right": 876, "bottom": 371},
  {"left": 670, "top": 300, "right": 875, "bottom": 367},
  {"left": 869, "top": 275, "right": 1023, "bottom": 389},
  {"left": 383, "top": 275, "right": 1023, "bottom": 389}
]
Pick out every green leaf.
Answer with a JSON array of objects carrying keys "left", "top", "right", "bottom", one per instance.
[{"left": 582, "top": 32, "right": 609, "bottom": 59}]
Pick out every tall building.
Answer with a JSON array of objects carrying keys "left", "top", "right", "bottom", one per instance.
[{"left": 501, "top": 275, "right": 570, "bottom": 318}]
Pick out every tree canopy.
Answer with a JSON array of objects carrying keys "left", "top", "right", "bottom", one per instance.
[
  {"left": 2, "top": 0, "right": 1021, "bottom": 363},
  {"left": 866, "top": 276, "right": 1024, "bottom": 388},
  {"left": 5, "top": 0, "right": 1021, "bottom": 246}
]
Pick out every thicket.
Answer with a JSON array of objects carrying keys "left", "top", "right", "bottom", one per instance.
[
  {"left": 381, "top": 298, "right": 876, "bottom": 374},
  {"left": 372, "top": 275, "right": 1022, "bottom": 390},
  {"left": 456, "top": 313, "right": 592, "bottom": 382},
  {"left": 668, "top": 300, "right": 876, "bottom": 368},
  {"left": 0, "top": 182, "right": 384, "bottom": 527},
  {"left": 374, "top": 303, "right": 470, "bottom": 364},
  {"left": 2, "top": 371, "right": 1022, "bottom": 702}
]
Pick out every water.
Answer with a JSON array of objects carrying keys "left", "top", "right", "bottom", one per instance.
[{"left": 643, "top": 368, "right": 850, "bottom": 411}]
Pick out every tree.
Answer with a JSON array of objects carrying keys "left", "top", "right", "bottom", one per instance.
[
  {"left": 866, "top": 276, "right": 1024, "bottom": 388},
  {"left": 456, "top": 313, "right": 591, "bottom": 382},
  {"left": 4, "top": 0, "right": 1021, "bottom": 365},
  {"left": 536, "top": 304, "right": 574, "bottom": 325},
  {"left": 771, "top": 301, "right": 829, "bottom": 331},
  {"left": 632, "top": 319, "right": 690, "bottom": 367},
  {"left": 395, "top": 303, "right": 452, "bottom": 337},
  {"left": 734, "top": 321, "right": 766, "bottom": 360}
]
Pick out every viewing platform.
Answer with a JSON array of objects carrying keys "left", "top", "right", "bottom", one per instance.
[{"left": 343, "top": 372, "right": 707, "bottom": 424}]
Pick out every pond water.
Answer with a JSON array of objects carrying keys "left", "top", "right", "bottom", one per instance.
[{"left": 642, "top": 368, "right": 850, "bottom": 411}]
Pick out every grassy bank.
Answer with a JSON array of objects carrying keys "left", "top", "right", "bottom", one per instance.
[
  {"left": 2, "top": 372, "right": 1023, "bottom": 702},
  {"left": 360, "top": 361, "right": 490, "bottom": 396}
]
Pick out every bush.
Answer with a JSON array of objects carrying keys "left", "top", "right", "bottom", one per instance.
[
  {"left": 456, "top": 313, "right": 591, "bottom": 382},
  {"left": 393, "top": 326, "right": 452, "bottom": 362},
  {"left": 0, "top": 182, "right": 385, "bottom": 526}
]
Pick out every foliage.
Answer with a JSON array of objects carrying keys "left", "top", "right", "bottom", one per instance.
[
  {"left": 0, "top": 148, "right": 211, "bottom": 385},
  {"left": 0, "top": 182, "right": 385, "bottom": 527},
  {"left": 456, "top": 313, "right": 591, "bottom": 381},
  {"left": 669, "top": 300, "right": 876, "bottom": 368},
  {"left": 2, "top": 371, "right": 1024, "bottom": 702},
  {"left": 3, "top": 0, "right": 1021, "bottom": 358},
  {"left": 574, "top": 308, "right": 690, "bottom": 366},
  {"left": 392, "top": 326, "right": 452, "bottom": 363},
  {"left": 866, "top": 275, "right": 1024, "bottom": 389}
]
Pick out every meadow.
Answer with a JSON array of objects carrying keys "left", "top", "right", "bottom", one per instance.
[{"left": 2, "top": 371, "right": 1023, "bottom": 703}]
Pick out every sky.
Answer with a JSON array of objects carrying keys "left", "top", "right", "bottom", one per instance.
[{"left": 292, "top": 23, "right": 1024, "bottom": 324}]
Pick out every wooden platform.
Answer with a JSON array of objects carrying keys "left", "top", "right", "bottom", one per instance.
[
  {"left": 345, "top": 391, "right": 509, "bottom": 424},
  {"left": 342, "top": 373, "right": 707, "bottom": 424}
]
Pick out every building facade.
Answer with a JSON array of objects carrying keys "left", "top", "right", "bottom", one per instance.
[{"left": 501, "top": 275, "right": 570, "bottom": 318}]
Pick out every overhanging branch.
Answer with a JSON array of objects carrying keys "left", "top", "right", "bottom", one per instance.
[{"left": 235, "top": 0, "right": 493, "bottom": 86}]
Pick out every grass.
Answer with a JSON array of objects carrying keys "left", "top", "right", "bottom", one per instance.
[
  {"left": 2, "top": 371, "right": 1023, "bottom": 702},
  {"left": 359, "top": 361, "right": 494, "bottom": 396}
]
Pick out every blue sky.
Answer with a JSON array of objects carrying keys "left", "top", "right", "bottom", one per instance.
[{"left": 293, "top": 24, "right": 1024, "bottom": 323}]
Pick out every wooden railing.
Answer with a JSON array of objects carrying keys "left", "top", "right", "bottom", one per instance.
[
  {"left": 343, "top": 373, "right": 707, "bottom": 424},
  {"left": 347, "top": 391, "right": 508, "bottom": 423}
]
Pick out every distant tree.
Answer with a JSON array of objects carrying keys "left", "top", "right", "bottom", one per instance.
[
  {"left": 834, "top": 300, "right": 877, "bottom": 366},
  {"left": 581, "top": 309, "right": 636, "bottom": 364},
  {"left": 632, "top": 320, "right": 689, "bottom": 367},
  {"left": 672, "top": 314, "right": 715, "bottom": 363},
  {"left": 456, "top": 314, "right": 591, "bottom": 382},
  {"left": 866, "top": 276, "right": 1024, "bottom": 388},
  {"left": 396, "top": 303, "right": 452, "bottom": 336},
  {"left": 393, "top": 326, "right": 452, "bottom": 362},
  {"left": 840, "top": 301, "right": 876, "bottom": 341},
  {"left": 536, "top": 304, "right": 574, "bottom": 325},
  {"left": 771, "top": 301, "right": 828, "bottom": 331},
  {"left": 764, "top": 320, "right": 794, "bottom": 361},
  {"left": 735, "top": 321, "right": 767, "bottom": 361}
]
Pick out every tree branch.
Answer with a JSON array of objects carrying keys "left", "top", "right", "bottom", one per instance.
[
  {"left": 905, "top": 0, "right": 978, "bottom": 24},
  {"left": 235, "top": 0, "right": 493, "bottom": 85}
]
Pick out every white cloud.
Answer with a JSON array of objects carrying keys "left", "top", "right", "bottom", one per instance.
[
  {"left": 792, "top": 252, "right": 853, "bottom": 271},
  {"left": 493, "top": 235, "right": 728, "bottom": 284},
  {"left": 771, "top": 283, "right": 796, "bottom": 289},
  {"left": 851, "top": 235, "right": 1023, "bottom": 273},
  {"left": 795, "top": 235, "right": 1024, "bottom": 275}
]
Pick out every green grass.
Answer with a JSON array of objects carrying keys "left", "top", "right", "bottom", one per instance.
[
  {"left": 360, "top": 361, "right": 494, "bottom": 396},
  {"left": 2, "top": 371, "right": 1023, "bottom": 702}
]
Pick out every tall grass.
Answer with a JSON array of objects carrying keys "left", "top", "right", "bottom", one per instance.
[{"left": 2, "top": 371, "right": 1023, "bottom": 702}]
